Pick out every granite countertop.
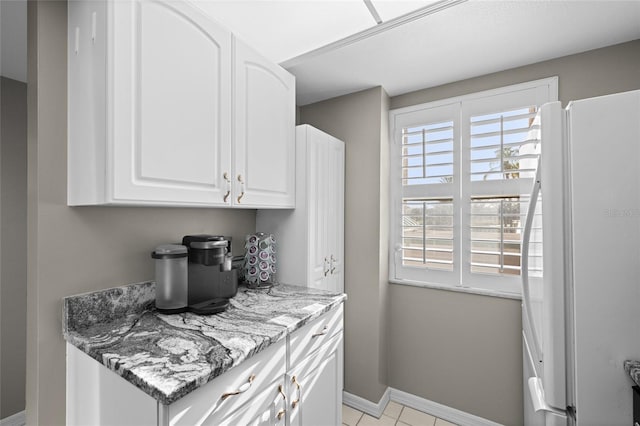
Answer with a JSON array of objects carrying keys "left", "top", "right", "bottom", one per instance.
[
  {"left": 624, "top": 360, "right": 640, "bottom": 387},
  {"left": 63, "top": 281, "right": 346, "bottom": 405}
]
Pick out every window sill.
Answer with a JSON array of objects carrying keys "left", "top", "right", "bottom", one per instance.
[{"left": 389, "top": 278, "right": 522, "bottom": 300}]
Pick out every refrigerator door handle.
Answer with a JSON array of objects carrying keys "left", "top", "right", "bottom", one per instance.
[
  {"left": 522, "top": 164, "right": 543, "bottom": 363},
  {"left": 528, "top": 377, "right": 566, "bottom": 416}
]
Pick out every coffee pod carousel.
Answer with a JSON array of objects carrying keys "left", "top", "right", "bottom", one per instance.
[{"left": 244, "top": 233, "right": 277, "bottom": 289}]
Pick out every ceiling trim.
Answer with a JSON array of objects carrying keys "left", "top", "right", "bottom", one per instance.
[{"left": 280, "top": 0, "right": 468, "bottom": 68}]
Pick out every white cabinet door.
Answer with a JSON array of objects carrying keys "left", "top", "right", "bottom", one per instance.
[
  {"left": 110, "top": 0, "right": 232, "bottom": 205},
  {"left": 306, "top": 130, "right": 345, "bottom": 293},
  {"left": 326, "top": 137, "right": 345, "bottom": 293},
  {"left": 308, "top": 130, "right": 329, "bottom": 289},
  {"left": 287, "top": 333, "right": 343, "bottom": 426},
  {"left": 233, "top": 39, "right": 295, "bottom": 208}
]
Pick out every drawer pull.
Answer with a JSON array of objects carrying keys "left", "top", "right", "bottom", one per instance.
[
  {"left": 277, "top": 409, "right": 286, "bottom": 420},
  {"left": 220, "top": 374, "right": 255, "bottom": 400},
  {"left": 311, "top": 325, "right": 328, "bottom": 338},
  {"left": 291, "top": 375, "right": 301, "bottom": 408}
]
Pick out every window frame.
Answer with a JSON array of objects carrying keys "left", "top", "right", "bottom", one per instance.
[{"left": 389, "top": 77, "right": 558, "bottom": 299}]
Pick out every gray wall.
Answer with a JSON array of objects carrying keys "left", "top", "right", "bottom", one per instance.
[
  {"left": 392, "top": 39, "right": 640, "bottom": 110},
  {"left": 387, "top": 39, "right": 640, "bottom": 426},
  {"left": 299, "top": 87, "right": 390, "bottom": 403},
  {"left": 1, "top": 77, "right": 28, "bottom": 419},
  {"left": 299, "top": 39, "right": 640, "bottom": 426},
  {"left": 26, "top": 2, "right": 256, "bottom": 424}
]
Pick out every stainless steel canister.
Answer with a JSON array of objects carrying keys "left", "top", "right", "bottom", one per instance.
[{"left": 151, "top": 244, "right": 188, "bottom": 313}]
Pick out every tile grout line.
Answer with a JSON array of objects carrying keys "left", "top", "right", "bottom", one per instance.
[{"left": 396, "top": 404, "right": 405, "bottom": 426}]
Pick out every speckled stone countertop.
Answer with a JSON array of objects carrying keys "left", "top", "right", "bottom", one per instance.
[
  {"left": 63, "top": 281, "right": 346, "bottom": 405},
  {"left": 624, "top": 360, "right": 640, "bottom": 387}
]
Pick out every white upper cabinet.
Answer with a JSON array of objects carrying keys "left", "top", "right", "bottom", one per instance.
[
  {"left": 233, "top": 40, "right": 296, "bottom": 208},
  {"left": 68, "top": 0, "right": 295, "bottom": 208}
]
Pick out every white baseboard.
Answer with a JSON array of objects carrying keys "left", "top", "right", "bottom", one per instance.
[
  {"left": 343, "top": 387, "right": 502, "bottom": 426},
  {"left": 343, "top": 387, "right": 390, "bottom": 419},
  {"left": 390, "top": 388, "right": 503, "bottom": 426},
  {"left": 0, "top": 411, "right": 25, "bottom": 426}
]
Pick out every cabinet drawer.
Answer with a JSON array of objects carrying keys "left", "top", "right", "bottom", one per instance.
[
  {"left": 168, "top": 339, "right": 286, "bottom": 425},
  {"left": 288, "top": 331, "right": 343, "bottom": 383},
  {"left": 289, "top": 304, "right": 343, "bottom": 367},
  {"left": 218, "top": 380, "right": 287, "bottom": 426}
]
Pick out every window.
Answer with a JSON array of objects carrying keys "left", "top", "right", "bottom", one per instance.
[{"left": 390, "top": 78, "right": 557, "bottom": 297}]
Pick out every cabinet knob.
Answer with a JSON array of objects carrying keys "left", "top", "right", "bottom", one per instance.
[{"left": 220, "top": 374, "right": 255, "bottom": 400}]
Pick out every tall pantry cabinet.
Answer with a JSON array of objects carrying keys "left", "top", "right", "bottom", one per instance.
[{"left": 257, "top": 125, "right": 345, "bottom": 293}]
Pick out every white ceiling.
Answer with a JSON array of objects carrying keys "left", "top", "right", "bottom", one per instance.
[
  {"left": 3, "top": 0, "right": 639, "bottom": 104},
  {"left": 192, "top": 0, "right": 441, "bottom": 63},
  {"left": 196, "top": 0, "right": 640, "bottom": 105}
]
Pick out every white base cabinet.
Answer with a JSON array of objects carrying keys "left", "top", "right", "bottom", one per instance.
[
  {"left": 257, "top": 125, "right": 345, "bottom": 292},
  {"left": 66, "top": 305, "right": 343, "bottom": 426},
  {"left": 68, "top": 0, "right": 294, "bottom": 208}
]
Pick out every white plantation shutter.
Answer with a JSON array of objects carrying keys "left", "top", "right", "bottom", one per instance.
[
  {"left": 469, "top": 107, "right": 540, "bottom": 182},
  {"left": 392, "top": 102, "right": 460, "bottom": 286},
  {"left": 401, "top": 121, "right": 454, "bottom": 185},
  {"left": 390, "top": 78, "right": 557, "bottom": 296},
  {"left": 401, "top": 198, "right": 454, "bottom": 271}
]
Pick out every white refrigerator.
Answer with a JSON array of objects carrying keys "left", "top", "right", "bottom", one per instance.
[{"left": 522, "top": 89, "right": 640, "bottom": 426}]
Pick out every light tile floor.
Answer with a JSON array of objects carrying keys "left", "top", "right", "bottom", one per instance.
[{"left": 342, "top": 401, "right": 458, "bottom": 426}]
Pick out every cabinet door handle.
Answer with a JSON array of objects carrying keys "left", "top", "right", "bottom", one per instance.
[
  {"left": 220, "top": 374, "right": 255, "bottom": 400},
  {"left": 223, "top": 172, "right": 231, "bottom": 203},
  {"left": 278, "top": 384, "right": 287, "bottom": 401},
  {"left": 330, "top": 255, "right": 336, "bottom": 274},
  {"left": 324, "top": 257, "right": 329, "bottom": 276},
  {"left": 291, "top": 375, "right": 301, "bottom": 408},
  {"left": 237, "top": 174, "right": 245, "bottom": 203},
  {"left": 276, "top": 384, "right": 287, "bottom": 420},
  {"left": 311, "top": 325, "right": 328, "bottom": 338}
]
